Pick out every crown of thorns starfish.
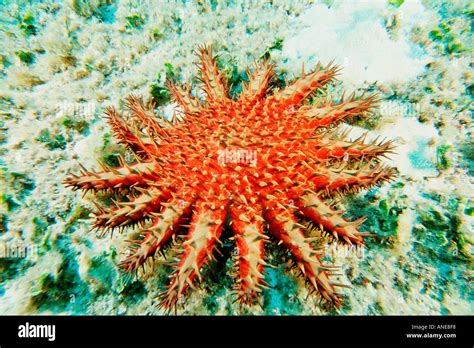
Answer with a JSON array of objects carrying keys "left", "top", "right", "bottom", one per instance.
[{"left": 65, "top": 45, "right": 396, "bottom": 311}]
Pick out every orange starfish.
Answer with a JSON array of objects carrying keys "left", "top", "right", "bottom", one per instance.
[{"left": 65, "top": 46, "right": 395, "bottom": 311}]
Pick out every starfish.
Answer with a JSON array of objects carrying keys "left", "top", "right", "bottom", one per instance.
[{"left": 65, "top": 46, "right": 395, "bottom": 311}]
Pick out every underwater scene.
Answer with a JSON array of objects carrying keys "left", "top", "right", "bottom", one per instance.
[{"left": 0, "top": 0, "right": 472, "bottom": 316}]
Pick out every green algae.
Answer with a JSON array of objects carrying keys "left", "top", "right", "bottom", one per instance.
[
  {"left": 100, "top": 132, "right": 126, "bottom": 168},
  {"left": 120, "top": 281, "right": 147, "bottom": 306},
  {"left": 32, "top": 216, "right": 48, "bottom": 239},
  {"left": 150, "top": 84, "right": 170, "bottom": 106},
  {"left": 17, "top": 12, "right": 37, "bottom": 37},
  {"left": 125, "top": 14, "right": 144, "bottom": 29},
  {"left": 3, "top": 172, "right": 35, "bottom": 208},
  {"left": 436, "top": 144, "right": 452, "bottom": 171},
  {"left": 261, "top": 37, "right": 283, "bottom": 60},
  {"left": 101, "top": 153, "right": 121, "bottom": 167},
  {"left": 346, "top": 187, "right": 405, "bottom": 247},
  {"left": 164, "top": 63, "right": 174, "bottom": 79},
  {"left": 149, "top": 28, "right": 164, "bottom": 41},
  {"left": 202, "top": 294, "right": 219, "bottom": 315},
  {"left": 14, "top": 50, "right": 35, "bottom": 65},
  {"left": 262, "top": 267, "right": 301, "bottom": 315},
  {"left": 215, "top": 55, "right": 247, "bottom": 98},
  {"left": 71, "top": 0, "right": 115, "bottom": 22},
  {"left": 458, "top": 140, "right": 474, "bottom": 175},
  {"left": 32, "top": 214, "right": 56, "bottom": 246},
  {"left": 149, "top": 63, "right": 175, "bottom": 106},
  {"left": 428, "top": 20, "right": 468, "bottom": 55},
  {"left": 0, "top": 213, "right": 7, "bottom": 234},
  {"left": 171, "top": 13, "right": 183, "bottom": 34},
  {"left": 29, "top": 233, "right": 96, "bottom": 313},
  {"left": 65, "top": 205, "right": 90, "bottom": 233},
  {"left": 88, "top": 254, "right": 119, "bottom": 296},
  {"left": 1, "top": 193, "right": 20, "bottom": 212},
  {"left": 199, "top": 228, "right": 234, "bottom": 312},
  {"left": 37, "top": 129, "right": 67, "bottom": 150},
  {"left": 388, "top": 0, "right": 404, "bottom": 8},
  {"left": 61, "top": 117, "right": 90, "bottom": 135},
  {"left": 31, "top": 257, "right": 90, "bottom": 313},
  {"left": 465, "top": 205, "right": 474, "bottom": 217},
  {"left": 416, "top": 203, "right": 471, "bottom": 262},
  {"left": 0, "top": 257, "right": 34, "bottom": 287}
]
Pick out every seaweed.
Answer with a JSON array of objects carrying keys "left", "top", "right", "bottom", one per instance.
[
  {"left": 215, "top": 55, "right": 247, "bottom": 97},
  {"left": 120, "top": 281, "right": 147, "bottom": 306},
  {"left": 148, "top": 63, "right": 175, "bottom": 105},
  {"left": 125, "top": 14, "right": 144, "bottom": 29},
  {"left": 150, "top": 84, "right": 170, "bottom": 106},
  {"left": 346, "top": 189, "right": 404, "bottom": 247},
  {"left": 164, "top": 62, "right": 174, "bottom": 79},
  {"left": 465, "top": 205, "right": 473, "bottom": 217},
  {"left": 262, "top": 267, "right": 301, "bottom": 315},
  {"left": 37, "top": 129, "right": 67, "bottom": 150},
  {"left": 15, "top": 51, "right": 35, "bottom": 65},
  {"left": 199, "top": 226, "right": 234, "bottom": 310},
  {"left": 8, "top": 172, "right": 35, "bottom": 203},
  {"left": 62, "top": 118, "right": 90, "bottom": 135},
  {"left": 30, "top": 257, "right": 90, "bottom": 312},
  {"left": 32, "top": 216, "right": 48, "bottom": 240},
  {"left": 99, "top": 132, "right": 125, "bottom": 168},
  {"left": 202, "top": 294, "right": 219, "bottom": 315},
  {"left": 416, "top": 205, "right": 471, "bottom": 262},
  {"left": 149, "top": 28, "right": 164, "bottom": 41},
  {"left": 0, "top": 257, "right": 34, "bottom": 284},
  {"left": 71, "top": 0, "right": 116, "bottom": 22},
  {"left": 435, "top": 144, "right": 452, "bottom": 171},
  {"left": 0, "top": 213, "right": 7, "bottom": 234},
  {"left": 87, "top": 254, "right": 119, "bottom": 297},
  {"left": 388, "top": 0, "right": 405, "bottom": 8},
  {"left": 1, "top": 193, "right": 20, "bottom": 212},
  {"left": 17, "top": 12, "right": 38, "bottom": 37},
  {"left": 65, "top": 205, "right": 90, "bottom": 233},
  {"left": 261, "top": 37, "right": 283, "bottom": 60},
  {"left": 428, "top": 21, "right": 467, "bottom": 55}
]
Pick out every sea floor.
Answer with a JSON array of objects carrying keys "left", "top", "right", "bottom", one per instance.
[{"left": 0, "top": 0, "right": 472, "bottom": 315}]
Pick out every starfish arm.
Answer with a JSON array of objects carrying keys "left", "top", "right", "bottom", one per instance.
[
  {"left": 266, "top": 62, "right": 338, "bottom": 110},
  {"left": 294, "top": 192, "right": 366, "bottom": 245},
  {"left": 63, "top": 162, "right": 159, "bottom": 191},
  {"left": 310, "top": 132, "right": 395, "bottom": 163},
  {"left": 323, "top": 162, "right": 396, "bottom": 195},
  {"left": 230, "top": 204, "right": 268, "bottom": 305},
  {"left": 265, "top": 202, "right": 343, "bottom": 305},
  {"left": 301, "top": 94, "right": 378, "bottom": 130},
  {"left": 104, "top": 106, "right": 155, "bottom": 157},
  {"left": 92, "top": 187, "right": 166, "bottom": 232},
  {"left": 119, "top": 198, "right": 193, "bottom": 273},
  {"left": 159, "top": 201, "right": 228, "bottom": 311},
  {"left": 290, "top": 159, "right": 395, "bottom": 196},
  {"left": 240, "top": 60, "right": 274, "bottom": 106},
  {"left": 124, "top": 95, "right": 170, "bottom": 131},
  {"left": 196, "top": 46, "right": 229, "bottom": 103},
  {"left": 168, "top": 80, "right": 203, "bottom": 114},
  {"left": 119, "top": 232, "right": 159, "bottom": 274}
]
